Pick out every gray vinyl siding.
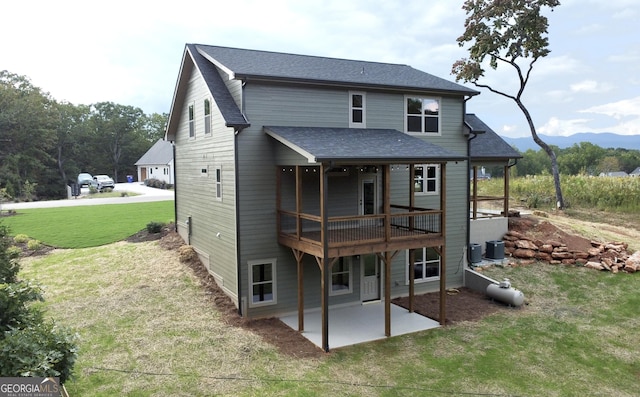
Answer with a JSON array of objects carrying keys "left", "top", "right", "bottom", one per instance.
[
  {"left": 230, "top": 81, "right": 470, "bottom": 318},
  {"left": 173, "top": 67, "right": 239, "bottom": 300}
]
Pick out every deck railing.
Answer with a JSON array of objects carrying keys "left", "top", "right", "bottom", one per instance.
[{"left": 278, "top": 206, "right": 442, "bottom": 248}]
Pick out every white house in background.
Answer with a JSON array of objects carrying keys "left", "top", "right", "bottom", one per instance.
[
  {"left": 630, "top": 167, "right": 640, "bottom": 177},
  {"left": 134, "top": 139, "right": 174, "bottom": 184}
]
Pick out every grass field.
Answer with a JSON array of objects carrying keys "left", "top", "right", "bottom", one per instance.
[
  {"left": 18, "top": 237, "right": 640, "bottom": 396},
  {"left": 1, "top": 201, "right": 174, "bottom": 248}
]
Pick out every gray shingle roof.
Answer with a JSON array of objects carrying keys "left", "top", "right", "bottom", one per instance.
[
  {"left": 135, "top": 139, "right": 173, "bottom": 166},
  {"left": 187, "top": 44, "right": 250, "bottom": 129},
  {"left": 194, "top": 44, "right": 479, "bottom": 96},
  {"left": 467, "top": 114, "right": 521, "bottom": 160},
  {"left": 264, "top": 126, "right": 466, "bottom": 163}
]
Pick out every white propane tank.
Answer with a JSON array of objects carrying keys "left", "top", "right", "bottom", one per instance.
[{"left": 486, "top": 279, "right": 524, "bottom": 307}]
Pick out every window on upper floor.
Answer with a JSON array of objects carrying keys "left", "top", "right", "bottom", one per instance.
[
  {"left": 405, "top": 96, "right": 440, "bottom": 135},
  {"left": 204, "top": 98, "right": 211, "bottom": 136},
  {"left": 406, "top": 247, "right": 440, "bottom": 284},
  {"left": 349, "top": 91, "right": 366, "bottom": 128},
  {"left": 249, "top": 259, "right": 277, "bottom": 307},
  {"left": 188, "top": 103, "right": 195, "bottom": 139},
  {"left": 414, "top": 164, "right": 439, "bottom": 195},
  {"left": 330, "top": 257, "right": 352, "bottom": 296}
]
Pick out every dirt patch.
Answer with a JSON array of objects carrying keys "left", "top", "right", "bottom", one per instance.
[{"left": 508, "top": 215, "right": 594, "bottom": 252}]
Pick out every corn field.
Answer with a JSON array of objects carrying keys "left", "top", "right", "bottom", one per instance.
[{"left": 477, "top": 175, "right": 640, "bottom": 213}]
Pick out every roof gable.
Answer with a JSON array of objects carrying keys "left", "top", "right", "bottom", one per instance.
[{"left": 135, "top": 139, "right": 173, "bottom": 166}]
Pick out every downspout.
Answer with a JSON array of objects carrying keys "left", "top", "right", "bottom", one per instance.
[
  {"left": 172, "top": 142, "right": 178, "bottom": 234},
  {"left": 235, "top": 79, "right": 249, "bottom": 317},
  {"left": 464, "top": 98, "right": 478, "bottom": 268}
]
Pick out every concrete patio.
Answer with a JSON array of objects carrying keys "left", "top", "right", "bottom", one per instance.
[{"left": 280, "top": 301, "right": 440, "bottom": 350}]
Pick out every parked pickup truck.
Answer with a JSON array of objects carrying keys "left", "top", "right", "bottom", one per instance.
[{"left": 91, "top": 175, "right": 115, "bottom": 192}]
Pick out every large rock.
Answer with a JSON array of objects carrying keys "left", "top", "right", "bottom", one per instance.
[
  {"left": 513, "top": 248, "right": 537, "bottom": 259},
  {"left": 516, "top": 240, "right": 539, "bottom": 250},
  {"left": 585, "top": 261, "right": 604, "bottom": 270},
  {"left": 552, "top": 251, "right": 574, "bottom": 260}
]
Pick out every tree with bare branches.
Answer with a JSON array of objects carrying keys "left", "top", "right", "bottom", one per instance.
[{"left": 452, "top": 0, "right": 564, "bottom": 208}]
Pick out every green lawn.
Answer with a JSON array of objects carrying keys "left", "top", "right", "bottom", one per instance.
[
  {"left": 18, "top": 242, "right": 640, "bottom": 396},
  {"left": 1, "top": 201, "right": 174, "bottom": 248},
  {"left": 9, "top": 201, "right": 640, "bottom": 395}
]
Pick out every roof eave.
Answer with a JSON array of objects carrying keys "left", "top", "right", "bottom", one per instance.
[{"left": 237, "top": 74, "right": 480, "bottom": 97}]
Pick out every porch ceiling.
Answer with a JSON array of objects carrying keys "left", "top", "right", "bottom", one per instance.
[{"left": 264, "top": 126, "right": 467, "bottom": 164}]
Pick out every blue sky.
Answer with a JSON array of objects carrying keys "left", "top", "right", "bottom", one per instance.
[{"left": 2, "top": 0, "right": 638, "bottom": 138}]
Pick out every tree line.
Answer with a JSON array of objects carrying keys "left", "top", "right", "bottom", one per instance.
[
  {"left": 487, "top": 142, "right": 640, "bottom": 178},
  {"left": 0, "top": 71, "right": 167, "bottom": 201}
]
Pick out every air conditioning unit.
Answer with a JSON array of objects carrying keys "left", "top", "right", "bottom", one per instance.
[{"left": 486, "top": 240, "right": 505, "bottom": 260}]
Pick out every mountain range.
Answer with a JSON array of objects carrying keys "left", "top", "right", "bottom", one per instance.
[{"left": 501, "top": 132, "right": 640, "bottom": 152}]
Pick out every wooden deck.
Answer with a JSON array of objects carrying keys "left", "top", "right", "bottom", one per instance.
[{"left": 278, "top": 210, "right": 444, "bottom": 258}]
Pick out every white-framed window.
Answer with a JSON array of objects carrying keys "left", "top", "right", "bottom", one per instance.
[
  {"left": 406, "top": 247, "right": 440, "bottom": 284},
  {"left": 414, "top": 164, "right": 439, "bottom": 195},
  {"left": 248, "top": 258, "right": 277, "bottom": 307},
  {"left": 349, "top": 91, "right": 366, "bottom": 128},
  {"left": 215, "top": 167, "right": 222, "bottom": 200},
  {"left": 188, "top": 103, "right": 195, "bottom": 138},
  {"left": 405, "top": 96, "right": 440, "bottom": 135},
  {"left": 330, "top": 257, "right": 352, "bottom": 296},
  {"left": 204, "top": 98, "right": 211, "bottom": 136}
]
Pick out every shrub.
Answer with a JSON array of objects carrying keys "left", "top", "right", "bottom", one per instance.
[
  {"left": 13, "top": 234, "right": 30, "bottom": 244},
  {"left": 178, "top": 245, "right": 198, "bottom": 263},
  {"left": 146, "top": 221, "right": 165, "bottom": 234},
  {"left": 145, "top": 178, "right": 167, "bottom": 189},
  {"left": 0, "top": 321, "right": 78, "bottom": 383},
  {"left": 26, "top": 239, "right": 42, "bottom": 251},
  {"left": 0, "top": 223, "right": 78, "bottom": 383},
  {"left": 88, "top": 186, "right": 98, "bottom": 194}
]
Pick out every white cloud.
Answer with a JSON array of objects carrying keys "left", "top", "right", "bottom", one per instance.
[
  {"left": 570, "top": 80, "right": 613, "bottom": 94},
  {"left": 580, "top": 97, "right": 640, "bottom": 119},
  {"left": 538, "top": 117, "right": 594, "bottom": 136}
]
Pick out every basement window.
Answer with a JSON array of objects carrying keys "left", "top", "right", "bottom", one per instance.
[
  {"left": 406, "top": 247, "right": 440, "bottom": 284},
  {"left": 249, "top": 259, "right": 277, "bottom": 307},
  {"left": 330, "top": 257, "right": 352, "bottom": 295}
]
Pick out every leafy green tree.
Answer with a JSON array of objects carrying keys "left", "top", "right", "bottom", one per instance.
[
  {"left": 54, "top": 102, "right": 92, "bottom": 185},
  {"left": 597, "top": 156, "right": 621, "bottom": 175},
  {"left": 0, "top": 71, "right": 58, "bottom": 199},
  {"left": 452, "top": 0, "right": 564, "bottom": 208},
  {"left": 89, "top": 102, "right": 146, "bottom": 182},
  {"left": 516, "top": 148, "right": 552, "bottom": 176},
  {"left": 558, "top": 142, "right": 605, "bottom": 175},
  {"left": 0, "top": 224, "right": 78, "bottom": 383}
]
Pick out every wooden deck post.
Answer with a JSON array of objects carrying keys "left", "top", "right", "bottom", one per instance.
[
  {"left": 320, "top": 163, "right": 330, "bottom": 352},
  {"left": 385, "top": 250, "right": 391, "bottom": 337},
  {"left": 292, "top": 249, "right": 304, "bottom": 332},
  {"left": 439, "top": 163, "right": 447, "bottom": 326},
  {"left": 409, "top": 249, "right": 415, "bottom": 313}
]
